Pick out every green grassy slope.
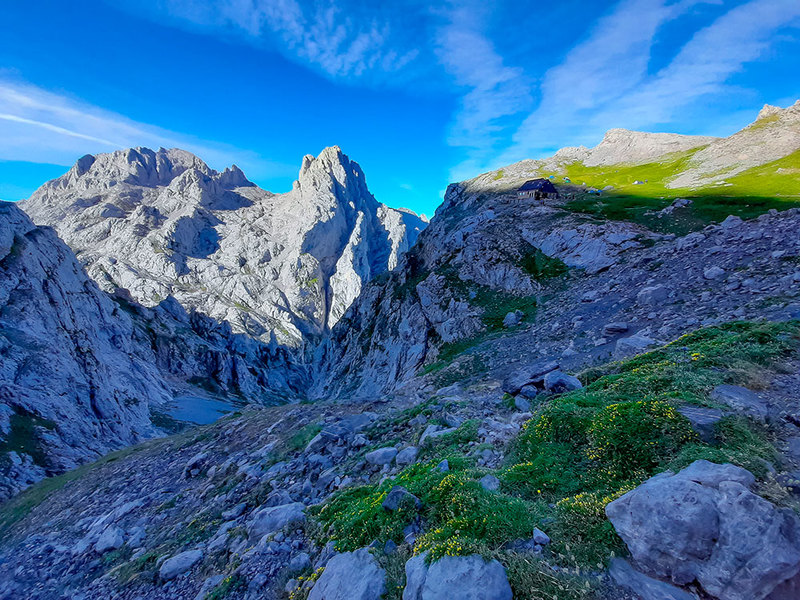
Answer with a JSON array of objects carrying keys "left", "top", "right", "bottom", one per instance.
[
  {"left": 558, "top": 149, "right": 800, "bottom": 234},
  {"left": 310, "top": 321, "right": 799, "bottom": 598}
]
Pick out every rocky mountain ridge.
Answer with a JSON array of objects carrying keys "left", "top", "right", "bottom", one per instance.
[
  {"left": 3, "top": 199, "right": 800, "bottom": 598},
  {"left": 554, "top": 128, "right": 719, "bottom": 167},
  {"left": 3, "top": 99, "right": 800, "bottom": 600},
  {"left": 471, "top": 100, "right": 800, "bottom": 195},
  {"left": 21, "top": 146, "right": 426, "bottom": 347},
  {"left": 0, "top": 201, "right": 307, "bottom": 501},
  {"left": 669, "top": 99, "right": 800, "bottom": 188}
]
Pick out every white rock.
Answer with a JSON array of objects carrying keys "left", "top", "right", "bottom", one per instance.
[{"left": 21, "top": 146, "right": 425, "bottom": 348}]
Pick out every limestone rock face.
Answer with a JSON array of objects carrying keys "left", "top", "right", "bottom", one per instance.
[
  {"left": 313, "top": 177, "right": 651, "bottom": 399},
  {"left": 21, "top": 146, "right": 425, "bottom": 347},
  {"left": 0, "top": 201, "right": 307, "bottom": 501},
  {"left": 563, "top": 128, "right": 719, "bottom": 168},
  {"left": 0, "top": 201, "right": 171, "bottom": 500},
  {"left": 668, "top": 100, "right": 800, "bottom": 188},
  {"left": 606, "top": 460, "right": 800, "bottom": 600}
]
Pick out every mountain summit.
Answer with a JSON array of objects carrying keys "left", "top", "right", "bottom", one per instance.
[
  {"left": 21, "top": 146, "right": 426, "bottom": 346},
  {"left": 555, "top": 128, "right": 719, "bottom": 167}
]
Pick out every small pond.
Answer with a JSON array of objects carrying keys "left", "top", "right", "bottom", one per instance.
[{"left": 166, "top": 395, "right": 236, "bottom": 425}]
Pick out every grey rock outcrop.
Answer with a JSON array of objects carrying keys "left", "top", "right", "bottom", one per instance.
[
  {"left": 21, "top": 146, "right": 425, "bottom": 348},
  {"left": 559, "top": 128, "right": 719, "bottom": 168},
  {"left": 0, "top": 200, "right": 309, "bottom": 500},
  {"left": 710, "top": 384, "right": 770, "bottom": 421},
  {"left": 395, "top": 446, "right": 419, "bottom": 466},
  {"left": 609, "top": 558, "right": 698, "bottom": 600},
  {"left": 606, "top": 460, "right": 800, "bottom": 600},
  {"left": 615, "top": 333, "right": 660, "bottom": 359},
  {"left": 542, "top": 370, "right": 582, "bottom": 393},
  {"left": 247, "top": 502, "right": 306, "bottom": 539},
  {"left": 668, "top": 100, "right": 800, "bottom": 188},
  {"left": 0, "top": 202, "right": 171, "bottom": 500},
  {"left": 403, "top": 552, "right": 512, "bottom": 600},
  {"left": 313, "top": 164, "right": 654, "bottom": 399},
  {"left": 365, "top": 447, "right": 397, "bottom": 465},
  {"left": 93, "top": 526, "right": 124, "bottom": 554},
  {"left": 308, "top": 548, "right": 385, "bottom": 600},
  {"left": 159, "top": 549, "right": 203, "bottom": 581},
  {"left": 381, "top": 486, "right": 421, "bottom": 511},
  {"left": 502, "top": 360, "right": 560, "bottom": 395}
]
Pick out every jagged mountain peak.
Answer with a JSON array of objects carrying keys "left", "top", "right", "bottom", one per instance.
[
  {"left": 296, "top": 145, "right": 369, "bottom": 198},
  {"left": 62, "top": 146, "right": 214, "bottom": 189},
  {"left": 20, "top": 145, "right": 426, "bottom": 347},
  {"left": 755, "top": 99, "right": 800, "bottom": 122},
  {"left": 667, "top": 98, "right": 800, "bottom": 188}
]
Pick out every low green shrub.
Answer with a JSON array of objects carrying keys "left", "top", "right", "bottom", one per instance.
[
  {"left": 205, "top": 572, "right": 245, "bottom": 600},
  {"left": 585, "top": 401, "right": 696, "bottom": 483},
  {"left": 415, "top": 471, "right": 541, "bottom": 560},
  {"left": 311, "top": 321, "right": 796, "bottom": 584},
  {"left": 312, "top": 460, "right": 543, "bottom": 560},
  {"left": 421, "top": 419, "right": 479, "bottom": 459}
]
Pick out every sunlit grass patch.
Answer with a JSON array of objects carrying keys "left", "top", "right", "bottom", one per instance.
[{"left": 559, "top": 149, "right": 800, "bottom": 233}]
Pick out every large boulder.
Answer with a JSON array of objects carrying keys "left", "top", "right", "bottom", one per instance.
[
  {"left": 606, "top": 460, "right": 800, "bottom": 600},
  {"left": 382, "top": 486, "right": 421, "bottom": 511},
  {"left": 94, "top": 526, "right": 124, "bottom": 554},
  {"left": 403, "top": 552, "right": 512, "bottom": 600},
  {"left": 396, "top": 446, "right": 419, "bottom": 466},
  {"left": 542, "top": 370, "right": 582, "bottom": 393},
  {"left": 365, "top": 447, "right": 398, "bottom": 465},
  {"left": 609, "top": 558, "right": 697, "bottom": 600},
  {"left": 615, "top": 334, "right": 659, "bottom": 359},
  {"left": 159, "top": 549, "right": 203, "bottom": 580},
  {"left": 308, "top": 548, "right": 385, "bottom": 600},
  {"left": 247, "top": 502, "right": 306, "bottom": 539},
  {"left": 637, "top": 285, "right": 669, "bottom": 306},
  {"left": 501, "top": 360, "right": 559, "bottom": 395}
]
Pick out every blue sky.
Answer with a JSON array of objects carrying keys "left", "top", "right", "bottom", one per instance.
[{"left": 1, "top": 0, "right": 799, "bottom": 216}]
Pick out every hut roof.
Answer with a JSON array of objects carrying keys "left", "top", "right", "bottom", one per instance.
[{"left": 518, "top": 178, "right": 558, "bottom": 193}]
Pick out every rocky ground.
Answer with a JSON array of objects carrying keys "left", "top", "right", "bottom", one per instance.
[
  {"left": 4, "top": 194, "right": 800, "bottom": 598},
  {"left": 2, "top": 316, "right": 800, "bottom": 599},
  {"left": 438, "top": 202, "right": 800, "bottom": 395},
  {"left": 315, "top": 171, "right": 800, "bottom": 404},
  {"left": 4, "top": 104, "right": 800, "bottom": 599}
]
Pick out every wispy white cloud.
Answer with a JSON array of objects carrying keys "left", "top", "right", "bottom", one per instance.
[
  {"left": 597, "top": 0, "right": 800, "bottom": 128},
  {"left": 131, "top": 0, "right": 422, "bottom": 82},
  {"left": 0, "top": 77, "right": 295, "bottom": 180},
  {"left": 435, "top": 1, "right": 532, "bottom": 180},
  {"left": 20, "top": 0, "right": 800, "bottom": 191},
  {"left": 498, "top": 0, "right": 800, "bottom": 167},
  {"left": 498, "top": 0, "right": 705, "bottom": 165}
]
